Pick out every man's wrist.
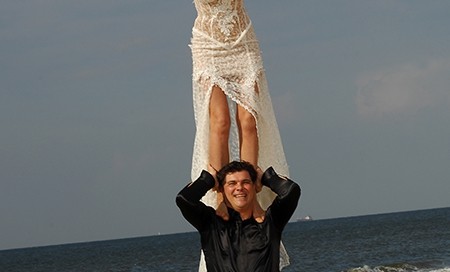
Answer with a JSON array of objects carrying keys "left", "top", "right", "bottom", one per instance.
[{"left": 200, "top": 170, "right": 216, "bottom": 189}]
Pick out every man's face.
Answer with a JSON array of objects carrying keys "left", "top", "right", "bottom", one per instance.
[{"left": 222, "top": 170, "right": 256, "bottom": 212}]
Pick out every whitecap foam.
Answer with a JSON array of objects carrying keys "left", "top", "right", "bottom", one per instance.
[{"left": 344, "top": 264, "right": 450, "bottom": 272}]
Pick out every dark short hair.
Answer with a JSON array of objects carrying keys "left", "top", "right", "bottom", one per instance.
[{"left": 216, "top": 161, "right": 257, "bottom": 187}]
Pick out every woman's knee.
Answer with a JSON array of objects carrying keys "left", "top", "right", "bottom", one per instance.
[
  {"left": 211, "top": 112, "right": 230, "bottom": 128},
  {"left": 209, "top": 86, "right": 231, "bottom": 135},
  {"left": 238, "top": 110, "right": 257, "bottom": 135},
  {"left": 210, "top": 109, "right": 231, "bottom": 138}
]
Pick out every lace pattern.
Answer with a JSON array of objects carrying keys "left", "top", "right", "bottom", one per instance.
[
  {"left": 190, "top": 0, "right": 291, "bottom": 270},
  {"left": 193, "top": 0, "right": 250, "bottom": 43}
]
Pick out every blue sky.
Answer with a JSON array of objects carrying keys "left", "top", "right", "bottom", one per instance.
[{"left": 1, "top": 0, "right": 450, "bottom": 250}]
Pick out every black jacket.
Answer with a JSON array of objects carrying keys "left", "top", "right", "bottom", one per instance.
[{"left": 176, "top": 167, "right": 301, "bottom": 272}]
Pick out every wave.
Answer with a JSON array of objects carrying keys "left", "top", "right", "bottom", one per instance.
[{"left": 344, "top": 262, "right": 450, "bottom": 272}]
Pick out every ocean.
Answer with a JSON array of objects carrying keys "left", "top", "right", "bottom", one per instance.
[{"left": 1, "top": 207, "right": 449, "bottom": 272}]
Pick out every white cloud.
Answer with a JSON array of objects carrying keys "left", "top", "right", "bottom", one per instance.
[{"left": 355, "top": 58, "right": 450, "bottom": 118}]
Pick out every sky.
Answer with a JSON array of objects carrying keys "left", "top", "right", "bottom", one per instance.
[{"left": 1, "top": 0, "right": 450, "bottom": 250}]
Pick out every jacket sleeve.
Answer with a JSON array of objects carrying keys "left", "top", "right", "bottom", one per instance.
[
  {"left": 262, "top": 167, "right": 301, "bottom": 230},
  {"left": 175, "top": 170, "right": 216, "bottom": 231}
]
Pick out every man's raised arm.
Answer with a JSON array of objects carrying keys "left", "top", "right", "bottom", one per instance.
[
  {"left": 261, "top": 167, "right": 301, "bottom": 229},
  {"left": 175, "top": 170, "right": 216, "bottom": 230}
]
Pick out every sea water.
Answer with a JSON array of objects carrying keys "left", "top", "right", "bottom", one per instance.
[{"left": 1, "top": 207, "right": 449, "bottom": 272}]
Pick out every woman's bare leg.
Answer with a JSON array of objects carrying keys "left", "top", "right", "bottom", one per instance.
[
  {"left": 209, "top": 85, "right": 231, "bottom": 220},
  {"left": 236, "top": 84, "right": 265, "bottom": 223},
  {"left": 209, "top": 85, "right": 230, "bottom": 171},
  {"left": 236, "top": 105, "right": 258, "bottom": 166}
]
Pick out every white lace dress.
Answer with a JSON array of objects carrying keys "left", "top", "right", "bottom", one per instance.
[{"left": 190, "top": 0, "right": 290, "bottom": 270}]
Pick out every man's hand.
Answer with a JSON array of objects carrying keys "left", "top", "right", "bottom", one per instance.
[
  {"left": 208, "top": 164, "right": 219, "bottom": 191},
  {"left": 255, "top": 166, "right": 263, "bottom": 193}
]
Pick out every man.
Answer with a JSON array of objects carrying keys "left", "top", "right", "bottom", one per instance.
[{"left": 176, "top": 161, "right": 301, "bottom": 271}]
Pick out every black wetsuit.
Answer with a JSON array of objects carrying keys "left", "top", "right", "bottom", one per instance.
[{"left": 176, "top": 167, "right": 301, "bottom": 272}]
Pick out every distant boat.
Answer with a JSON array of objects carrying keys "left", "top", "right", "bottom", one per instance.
[{"left": 297, "top": 215, "right": 313, "bottom": 222}]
